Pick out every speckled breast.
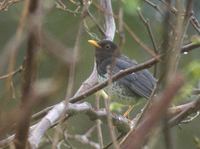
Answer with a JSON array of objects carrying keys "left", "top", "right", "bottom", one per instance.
[{"left": 98, "top": 75, "right": 140, "bottom": 105}]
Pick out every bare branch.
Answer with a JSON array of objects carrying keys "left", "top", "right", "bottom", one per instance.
[
  {"left": 100, "top": 0, "right": 116, "bottom": 40},
  {"left": 190, "top": 13, "right": 200, "bottom": 34},
  {"left": 64, "top": 130, "right": 100, "bottom": 149},
  {"left": 137, "top": 9, "right": 158, "bottom": 54},
  {"left": 181, "top": 42, "right": 200, "bottom": 53},
  {"left": 0, "top": 0, "right": 20, "bottom": 11},
  {"left": 123, "top": 22, "right": 157, "bottom": 57},
  {"left": 14, "top": 0, "right": 42, "bottom": 148},
  {"left": 0, "top": 65, "right": 23, "bottom": 80},
  {"left": 95, "top": 94, "right": 104, "bottom": 148},
  {"left": 1, "top": 94, "right": 200, "bottom": 148},
  {"left": 169, "top": 96, "right": 200, "bottom": 126}
]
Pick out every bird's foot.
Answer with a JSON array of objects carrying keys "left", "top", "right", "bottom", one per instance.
[{"left": 123, "top": 105, "right": 134, "bottom": 118}]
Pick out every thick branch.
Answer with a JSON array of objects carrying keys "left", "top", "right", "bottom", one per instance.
[
  {"left": 14, "top": 0, "right": 41, "bottom": 148},
  {"left": 28, "top": 102, "right": 130, "bottom": 148},
  {"left": 100, "top": 0, "right": 116, "bottom": 40}
]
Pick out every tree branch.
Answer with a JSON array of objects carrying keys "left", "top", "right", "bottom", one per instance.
[
  {"left": 1, "top": 94, "right": 200, "bottom": 148},
  {"left": 181, "top": 42, "right": 200, "bottom": 53},
  {"left": 169, "top": 96, "right": 200, "bottom": 126}
]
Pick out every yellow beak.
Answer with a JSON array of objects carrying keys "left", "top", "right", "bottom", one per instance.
[{"left": 88, "top": 40, "right": 102, "bottom": 48}]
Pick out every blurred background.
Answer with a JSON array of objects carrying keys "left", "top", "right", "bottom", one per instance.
[{"left": 0, "top": 0, "right": 200, "bottom": 148}]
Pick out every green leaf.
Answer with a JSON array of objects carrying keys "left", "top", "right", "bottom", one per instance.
[
  {"left": 109, "top": 102, "right": 126, "bottom": 112},
  {"left": 187, "top": 61, "right": 200, "bottom": 80}
]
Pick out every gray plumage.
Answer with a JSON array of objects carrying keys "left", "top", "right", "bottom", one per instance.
[{"left": 92, "top": 40, "right": 156, "bottom": 103}]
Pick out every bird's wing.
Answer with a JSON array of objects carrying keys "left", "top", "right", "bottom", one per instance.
[{"left": 113, "top": 57, "right": 156, "bottom": 98}]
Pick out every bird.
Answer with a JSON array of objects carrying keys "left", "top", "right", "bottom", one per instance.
[{"left": 88, "top": 39, "right": 156, "bottom": 106}]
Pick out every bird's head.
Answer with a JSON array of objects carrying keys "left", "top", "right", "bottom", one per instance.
[
  {"left": 88, "top": 39, "right": 120, "bottom": 73},
  {"left": 88, "top": 39, "right": 118, "bottom": 52},
  {"left": 88, "top": 39, "right": 120, "bottom": 60}
]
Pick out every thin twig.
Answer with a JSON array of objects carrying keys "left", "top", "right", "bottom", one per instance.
[
  {"left": 181, "top": 42, "right": 200, "bottom": 53},
  {"left": 118, "top": 0, "right": 125, "bottom": 49},
  {"left": 0, "top": 0, "right": 20, "bottom": 11},
  {"left": 123, "top": 22, "right": 157, "bottom": 57},
  {"left": 102, "top": 91, "right": 120, "bottom": 149},
  {"left": 87, "top": 10, "right": 105, "bottom": 37},
  {"left": 95, "top": 94, "right": 104, "bottom": 148},
  {"left": 190, "top": 13, "right": 200, "bottom": 34},
  {"left": 64, "top": 129, "right": 100, "bottom": 149},
  {"left": 103, "top": 134, "right": 124, "bottom": 149},
  {"left": 137, "top": 9, "right": 158, "bottom": 54},
  {"left": 144, "top": 0, "right": 163, "bottom": 15},
  {"left": 0, "top": 65, "right": 23, "bottom": 80},
  {"left": 169, "top": 96, "right": 200, "bottom": 126},
  {"left": 55, "top": 0, "right": 81, "bottom": 15},
  {"left": 137, "top": 8, "right": 158, "bottom": 76}
]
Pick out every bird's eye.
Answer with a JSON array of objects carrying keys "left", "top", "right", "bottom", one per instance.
[{"left": 105, "top": 44, "right": 111, "bottom": 49}]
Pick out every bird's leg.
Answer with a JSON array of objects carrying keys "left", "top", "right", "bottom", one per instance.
[
  {"left": 123, "top": 105, "right": 134, "bottom": 118},
  {"left": 99, "top": 90, "right": 109, "bottom": 99}
]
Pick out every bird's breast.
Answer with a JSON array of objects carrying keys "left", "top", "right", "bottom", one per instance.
[{"left": 97, "top": 74, "right": 139, "bottom": 105}]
